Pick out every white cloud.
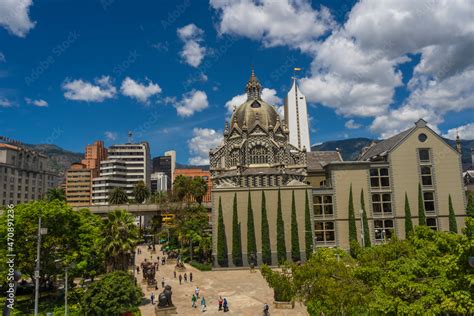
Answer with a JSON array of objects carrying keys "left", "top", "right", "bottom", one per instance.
[
  {"left": 120, "top": 77, "right": 161, "bottom": 103},
  {"left": 171, "top": 90, "right": 209, "bottom": 117},
  {"left": 0, "top": 98, "right": 13, "bottom": 107},
  {"left": 0, "top": 0, "right": 35, "bottom": 37},
  {"left": 62, "top": 76, "right": 116, "bottom": 102},
  {"left": 443, "top": 123, "right": 474, "bottom": 140},
  {"left": 225, "top": 88, "right": 281, "bottom": 113},
  {"left": 104, "top": 131, "right": 118, "bottom": 141},
  {"left": 0, "top": 52, "right": 5, "bottom": 62},
  {"left": 345, "top": 119, "right": 361, "bottom": 129},
  {"left": 25, "top": 97, "right": 48, "bottom": 107},
  {"left": 187, "top": 128, "right": 223, "bottom": 165},
  {"left": 177, "top": 24, "right": 206, "bottom": 67}
]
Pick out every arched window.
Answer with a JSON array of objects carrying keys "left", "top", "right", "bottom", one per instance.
[
  {"left": 229, "top": 149, "right": 239, "bottom": 167},
  {"left": 249, "top": 145, "right": 268, "bottom": 164}
]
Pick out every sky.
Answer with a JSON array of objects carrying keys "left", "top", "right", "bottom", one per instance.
[{"left": 0, "top": 0, "right": 473, "bottom": 164}]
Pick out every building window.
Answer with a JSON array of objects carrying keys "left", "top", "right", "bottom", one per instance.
[
  {"left": 229, "top": 149, "right": 239, "bottom": 167},
  {"left": 418, "top": 133, "right": 428, "bottom": 142},
  {"left": 418, "top": 149, "right": 430, "bottom": 162},
  {"left": 249, "top": 145, "right": 268, "bottom": 164},
  {"left": 426, "top": 217, "right": 438, "bottom": 230},
  {"left": 314, "top": 221, "right": 335, "bottom": 243},
  {"left": 374, "top": 219, "right": 394, "bottom": 241},
  {"left": 370, "top": 168, "right": 390, "bottom": 188},
  {"left": 423, "top": 192, "right": 435, "bottom": 213},
  {"left": 372, "top": 193, "right": 392, "bottom": 214},
  {"left": 313, "top": 195, "right": 333, "bottom": 217},
  {"left": 421, "top": 166, "right": 433, "bottom": 186}
]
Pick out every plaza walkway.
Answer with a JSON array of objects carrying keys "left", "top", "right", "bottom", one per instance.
[{"left": 135, "top": 244, "right": 308, "bottom": 316}]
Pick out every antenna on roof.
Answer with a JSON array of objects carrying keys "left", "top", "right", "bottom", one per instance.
[{"left": 128, "top": 131, "right": 133, "bottom": 143}]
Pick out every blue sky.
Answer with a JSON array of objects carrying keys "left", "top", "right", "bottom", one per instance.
[{"left": 0, "top": 0, "right": 473, "bottom": 164}]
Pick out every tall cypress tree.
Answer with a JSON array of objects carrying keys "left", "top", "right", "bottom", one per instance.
[
  {"left": 261, "top": 191, "right": 272, "bottom": 265},
  {"left": 232, "top": 193, "right": 243, "bottom": 266},
  {"left": 276, "top": 188, "right": 287, "bottom": 264},
  {"left": 448, "top": 194, "right": 458, "bottom": 233},
  {"left": 291, "top": 191, "right": 301, "bottom": 262},
  {"left": 360, "top": 189, "right": 371, "bottom": 247},
  {"left": 348, "top": 184, "right": 358, "bottom": 256},
  {"left": 467, "top": 192, "right": 474, "bottom": 218},
  {"left": 304, "top": 190, "right": 313, "bottom": 259},
  {"left": 247, "top": 191, "right": 257, "bottom": 265},
  {"left": 404, "top": 192, "right": 414, "bottom": 238},
  {"left": 217, "top": 197, "right": 228, "bottom": 266},
  {"left": 418, "top": 183, "right": 426, "bottom": 226}
]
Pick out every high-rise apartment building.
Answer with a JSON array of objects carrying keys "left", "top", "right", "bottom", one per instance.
[
  {"left": 165, "top": 150, "right": 176, "bottom": 187},
  {"left": 0, "top": 142, "right": 60, "bottom": 206},
  {"left": 284, "top": 78, "right": 311, "bottom": 151},
  {"left": 81, "top": 140, "right": 107, "bottom": 177},
  {"left": 65, "top": 163, "right": 92, "bottom": 207},
  {"left": 92, "top": 142, "right": 151, "bottom": 205}
]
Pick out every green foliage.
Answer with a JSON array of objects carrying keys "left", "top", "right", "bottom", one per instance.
[
  {"left": 132, "top": 181, "right": 150, "bottom": 203},
  {"left": 108, "top": 187, "right": 129, "bottom": 205},
  {"left": 260, "top": 264, "right": 295, "bottom": 302},
  {"left": 190, "top": 260, "right": 212, "bottom": 271},
  {"left": 217, "top": 197, "right": 228, "bottom": 266},
  {"left": 290, "top": 191, "right": 301, "bottom": 262},
  {"left": 467, "top": 191, "right": 474, "bottom": 217},
  {"left": 173, "top": 175, "right": 208, "bottom": 203},
  {"left": 46, "top": 187, "right": 66, "bottom": 202},
  {"left": 448, "top": 194, "right": 458, "bottom": 233},
  {"left": 261, "top": 191, "right": 272, "bottom": 265},
  {"left": 79, "top": 271, "right": 142, "bottom": 315},
  {"left": 190, "top": 176, "right": 208, "bottom": 204},
  {"left": 418, "top": 183, "right": 426, "bottom": 226},
  {"left": 404, "top": 192, "right": 414, "bottom": 238},
  {"left": 304, "top": 190, "right": 313, "bottom": 259},
  {"left": 276, "top": 188, "right": 287, "bottom": 264},
  {"left": 247, "top": 191, "right": 257, "bottom": 264},
  {"left": 348, "top": 184, "right": 358, "bottom": 256},
  {"left": 360, "top": 189, "right": 371, "bottom": 247},
  {"left": 101, "top": 209, "right": 139, "bottom": 272},
  {"left": 173, "top": 175, "right": 191, "bottom": 201},
  {"left": 232, "top": 193, "right": 243, "bottom": 266}
]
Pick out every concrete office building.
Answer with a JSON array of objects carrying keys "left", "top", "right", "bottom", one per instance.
[
  {"left": 151, "top": 172, "right": 168, "bottom": 193},
  {"left": 65, "top": 163, "right": 92, "bottom": 207},
  {"left": 0, "top": 142, "right": 60, "bottom": 206},
  {"left": 153, "top": 154, "right": 174, "bottom": 191},
  {"left": 284, "top": 78, "right": 311, "bottom": 151},
  {"left": 92, "top": 142, "right": 151, "bottom": 205}
]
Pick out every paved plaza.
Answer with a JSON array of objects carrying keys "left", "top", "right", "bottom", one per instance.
[{"left": 135, "top": 245, "right": 308, "bottom": 316}]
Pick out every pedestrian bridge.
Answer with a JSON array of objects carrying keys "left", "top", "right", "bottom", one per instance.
[{"left": 74, "top": 202, "right": 212, "bottom": 216}]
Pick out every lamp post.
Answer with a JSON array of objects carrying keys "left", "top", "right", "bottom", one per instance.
[
  {"left": 359, "top": 209, "right": 365, "bottom": 248},
  {"left": 34, "top": 217, "right": 47, "bottom": 316},
  {"left": 54, "top": 259, "right": 75, "bottom": 316}
]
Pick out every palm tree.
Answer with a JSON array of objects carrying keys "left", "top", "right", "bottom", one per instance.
[
  {"left": 101, "top": 209, "right": 139, "bottom": 272},
  {"left": 173, "top": 175, "right": 191, "bottom": 201},
  {"left": 190, "top": 177, "right": 208, "bottom": 204},
  {"left": 198, "top": 235, "right": 212, "bottom": 263},
  {"left": 46, "top": 188, "right": 65, "bottom": 202},
  {"left": 108, "top": 187, "right": 128, "bottom": 205},
  {"left": 133, "top": 181, "right": 150, "bottom": 204}
]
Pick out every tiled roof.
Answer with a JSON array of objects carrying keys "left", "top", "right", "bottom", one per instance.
[
  {"left": 358, "top": 127, "right": 415, "bottom": 161},
  {"left": 307, "top": 151, "right": 342, "bottom": 172}
]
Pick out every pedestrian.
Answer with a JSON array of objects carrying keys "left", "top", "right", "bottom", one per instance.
[
  {"left": 218, "top": 296, "right": 223, "bottom": 311},
  {"left": 190, "top": 272, "right": 193, "bottom": 282},
  {"left": 263, "top": 303, "right": 269, "bottom": 316},
  {"left": 173, "top": 270, "right": 177, "bottom": 278},
  {"left": 195, "top": 286, "right": 200, "bottom": 298},
  {"left": 201, "top": 296, "right": 206, "bottom": 312},
  {"left": 161, "top": 277, "right": 165, "bottom": 288},
  {"left": 136, "top": 266, "right": 140, "bottom": 274},
  {"left": 223, "top": 297, "right": 228, "bottom": 312},
  {"left": 179, "top": 274, "right": 182, "bottom": 285},
  {"left": 184, "top": 272, "right": 187, "bottom": 282},
  {"left": 150, "top": 292, "right": 155, "bottom": 305},
  {"left": 191, "top": 294, "right": 197, "bottom": 308}
]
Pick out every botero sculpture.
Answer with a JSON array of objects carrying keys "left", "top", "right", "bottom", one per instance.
[{"left": 158, "top": 285, "right": 173, "bottom": 308}]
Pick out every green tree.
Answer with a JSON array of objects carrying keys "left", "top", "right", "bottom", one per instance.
[
  {"left": 108, "top": 187, "right": 128, "bottom": 205},
  {"left": 80, "top": 271, "right": 142, "bottom": 315},
  {"left": 404, "top": 192, "right": 414, "bottom": 237},
  {"left": 101, "top": 209, "right": 139, "bottom": 272},
  {"left": 247, "top": 191, "right": 257, "bottom": 265},
  {"left": 217, "top": 197, "right": 228, "bottom": 266},
  {"left": 190, "top": 176, "right": 208, "bottom": 204},
  {"left": 448, "top": 194, "right": 458, "bottom": 233},
  {"left": 276, "top": 188, "right": 287, "bottom": 264},
  {"left": 348, "top": 184, "right": 358, "bottom": 256},
  {"left": 304, "top": 190, "right": 313, "bottom": 259},
  {"left": 232, "top": 193, "right": 243, "bottom": 266},
  {"left": 261, "top": 191, "right": 272, "bottom": 265},
  {"left": 132, "top": 181, "right": 150, "bottom": 204},
  {"left": 360, "top": 189, "right": 371, "bottom": 247},
  {"left": 467, "top": 191, "right": 474, "bottom": 217},
  {"left": 260, "top": 264, "right": 295, "bottom": 302},
  {"left": 46, "top": 187, "right": 65, "bottom": 202},
  {"left": 291, "top": 191, "right": 301, "bottom": 262},
  {"left": 173, "top": 175, "right": 192, "bottom": 201},
  {"left": 418, "top": 183, "right": 426, "bottom": 226}
]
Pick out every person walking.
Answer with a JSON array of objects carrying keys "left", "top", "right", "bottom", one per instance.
[
  {"left": 150, "top": 292, "right": 155, "bottom": 305},
  {"left": 218, "top": 296, "right": 223, "bottom": 311},
  {"left": 195, "top": 286, "right": 200, "bottom": 298},
  {"left": 173, "top": 270, "right": 177, "bottom": 278},
  {"left": 201, "top": 296, "right": 206, "bottom": 312},
  {"left": 263, "top": 303, "right": 269, "bottom": 316},
  {"left": 136, "top": 266, "right": 140, "bottom": 274},
  {"left": 223, "top": 297, "right": 229, "bottom": 312},
  {"left": 161, "top": 277, "right": 165, "bottom": 288},
  {"left": 191, "top": 294, "right": 197, "bottom": 308},
  {"left": 190, "top": 272, "right": 193, "bottom": 282},
  {"left": 184, "top": 272, "right": 187, "bottom": 282},
  {"left": 179, "top": 274, "right": 182, "bottom": 285}
]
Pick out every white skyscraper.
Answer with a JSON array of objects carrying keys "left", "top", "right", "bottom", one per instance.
[{"left": 284, "top": 78, "right": 311, "bottom": 151}]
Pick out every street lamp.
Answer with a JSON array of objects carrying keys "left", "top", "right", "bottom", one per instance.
[
  {"left": 54, "top": 259, "right": 75, "bottom": 316},
  {"left": 34, "top": 217, "right": 47, "bottom": 316}
]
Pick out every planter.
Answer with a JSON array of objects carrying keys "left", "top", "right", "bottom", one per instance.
[{"left": 274, "top": 301, "right": 295, "bottom": 309}]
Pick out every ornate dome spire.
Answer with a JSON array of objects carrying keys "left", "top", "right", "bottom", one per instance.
[{"left": 246, "top": 67, "right": 262, "bottom": 100}]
